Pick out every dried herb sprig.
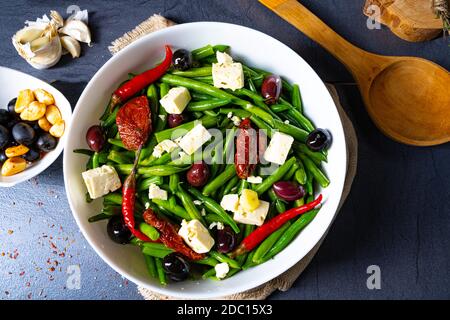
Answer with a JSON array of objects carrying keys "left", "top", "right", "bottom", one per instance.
[{"left": 433, "top": 0, "right": 450, "bottom": 35}]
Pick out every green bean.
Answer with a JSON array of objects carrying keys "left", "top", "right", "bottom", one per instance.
[
  {"left": 195, "top": 256, "right": 219, "bottom": 267},
  {"left": 254, "top": 157, "right": 296, "bottom": 195},
  {"left": 291, "top": 84, "right": 303, "bottom": 113},
  {"left": 284, "top": 161, "right": 299, "bottom": 180},
  {"left": 294, "top": 142, "right": 327, "bottom": 164},
  {"left": 169, "top": 173, "right": 180, "bottom": 194},
  {"left": 73, "top": 149, "right": 94, "bottom": 156},
  {"left": 294, "top": 197, "right": 305, "bottom": 207},
  {"left": 253, "top": 221, "right": 291, "bottom": 263},
  {"left": 144, "top": 255, "right": 157, "bottom": 278},
  {"left": 154, "top": 115, "right": 217, "bottom": 143},
  {"left": 249, "top": 115, "right": 273, "bottom": 138},
  {"left": 191, "top": 92, "right": 214, "bottom": 100},
  {"left": 88, "top": 213, "right": 109, "bottom": 223},
  {"left": 242, "top": 250, "right": 257, "bottom": 270},
  {"left": 171, "top": 66, "right": 212, "bottom": 77},
  {"left": 293, "top": 159, "right": 307, "bottom": 185},
  {"left": 208, "top": 268, "right": 240, "bottom": 281},
  {"left": 115, "top": 164, "right": 189, "bottom": 176},
  {"left": 305, "top": 170, "right": 313, "bottom": 195},
  {"left": 137, "top": 176, "right": 164, "bottom": 192},
  {"left": 202, "top": 164, "right": 236, "bottom": 196},
  {"left": 146, "top": 84, "right": 159, "bottom": 125},
  {"left": 248, "top": 78, "right": 257, "bottom": 93},
  {"left": 204, "top": 213, "right": 226, "bottom": 224},
  {"left": 176, "top": 186, "right": 205, "bottom": 223},
  {"left": 107, "top": 138, "right": 125, "bottom": 148},
  {"left": 92, "top": 152, "right": 100, "bottom": 168},
  {"left": 268, "top": 189, "right": 286, "bottom": 214},
  {"left": 102, "top": 105, "right": 119, "bottom": 127},
  {"left": 155, "top": 258, "right": 167, "bottom": 285},
  {"left": 299, "top": 154, "right": 330, "bottom": 188},
  {"left": 213, "top": 44, "right": 229, "bottom": 52},
  {"left": 236, "top": 225, "right": 255, "bottom": 266},
  {"left": 152, "top": 199, "right": 190, "bottom": 220},
  {"left": 261, "top": 209, "right": 319, "bottom": 263},
  {"left": 222, "top": 175, "right": 239, "bottom": 195},
  {"left": 202, "top": 267, "right": 217, "bottom": 279},
  {"left": 273, "top": 119, "right": 308, "bottom": 142},
  {"left": 237, "top": 179, "right": 249, "bottom": 194},
  {"left": 223, "top": 126, "right": 237, "bottom": 164},
  {"left": 193, "top": 76, "right": 213, "bottom": 84},
  {"left": 279, "top": 97, "right": 314, "bottom": 132},
  {"left": 209, "top": 251, "right": 240, "bottom": 269},
  {"left": 139, "top": 222, "right": 160, "bottom": 241},
  {"left": 187, "top": 99, "right": 231, "bottom": 111},
  {"left": 142, "top": 247, "right": 173, "bottom": 259},
  {"left": 271, "top": 104, "right": 290, "bottom": 113},
  {"left": 160, "top": 74, "right": 275, "bottom": 126},
  {"left": 192, "top": 45, "right": 215, "bottom": 60},
  {"left": 219, "top": 108, "right": 251, "bottom": 119},
  {"left": 251, "top": 67, "right": 293, "bottom": 93},
  {"left": 188, "top": 187, "right": 240, "bottom": 233},
  {"left": 107, "top": 150, "right": 132, "bottom": 164}
]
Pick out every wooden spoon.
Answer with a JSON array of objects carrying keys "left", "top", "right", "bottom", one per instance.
[{"left": 260, "top": 0, "right": 450, "bottom": 146}]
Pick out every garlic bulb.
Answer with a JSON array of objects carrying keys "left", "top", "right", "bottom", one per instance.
[
  {"left": 59, "top": 20, "right": 91, "bottom": 46},
  {"left": 60, "top": 35, "right": 80, "bottom": 58},
  {"left": 12, "top": 10, "right": 92, "bottom": 69}
]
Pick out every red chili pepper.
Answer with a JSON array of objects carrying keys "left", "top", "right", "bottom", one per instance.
[
  {"left": 109, "top": 45, "right": 172, "bottom": 113},
  {"left": 230, "top": 194, "right": 323, "bottom": 257},
  {"left": 235, "top": 118, "right": 258, "bottom": 179},
  {"left": 117, "top": 96, "right": 152, "bottom": 241},
  {"left": 143, "top": 209, "right": 205, "bottom": 260}
]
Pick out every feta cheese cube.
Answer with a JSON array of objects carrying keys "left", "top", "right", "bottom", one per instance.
[
  {"left": 263, "top": 132, "right": 294, "bottom": 165},
  {"left": 220, "top": 194, "right": 240, "bottom": 213},
  {"left": 148, "top": 183, "right": 167, "bottom": 200},
  {"left": 82, "top": 165, "right": 121, "bottom": 199},
  {"left": 160, "top": 87, "right": 191, "bottom": 114},
  {"left": 178, "top": 123, "right": 212, "bottom": 155},
  {"left": 212, "top": 52, "right": 244, "bottom": 91},
  {"left": 178, "top": 219, "right": 215, "bottom": 254},
  {"left": 215, "top": 262, "right": 230, "bottom": 279},
  {"left": 233, "top": 200, "right": 270, "bottom": 226},
  {"left": 152, "top": 139, "right": 178, "bottom": 158},
  {"left": 247, "top": 176, "right": 262, "bottom": 184}
]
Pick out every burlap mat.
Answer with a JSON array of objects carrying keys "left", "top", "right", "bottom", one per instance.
[{"left": 109, "top": 15, "right": 358, "bottom": 300}]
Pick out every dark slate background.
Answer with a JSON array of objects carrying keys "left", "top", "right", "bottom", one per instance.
[{"left": 0, "top": 0, "right": 449, "bottom": 300}]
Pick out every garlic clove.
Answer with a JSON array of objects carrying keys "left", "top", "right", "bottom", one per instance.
[
  {"left": 60, "top": 36, "right": 81, "bottom": 58},
  {"left": 30, "top": 36, "right": 50, "bottom": 52},
  {"left": 50, "top": 10, "right": 64, "bottom": 28},
  {"left": 27, "top": 35, "right": 62, "bottom": 69},
  {"left": 59, "top": 20, "right": 91, "bottom": 46},
  {"left": 14, "top": 26, "right": 44, "bottom": 44}
]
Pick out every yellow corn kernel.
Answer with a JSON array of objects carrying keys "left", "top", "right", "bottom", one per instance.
[
  {"left": 20, "top": 101, "right": 46, "bottom": 121},
  {"left": 38, "top": 117, "right": 52, "bottom": 132},
  {"left": 5, "top": 145, "right": 29, "bottom": 158},
  {"left": 33, "top": 89, "right": 55, "bottom": 105},
  {"left": 1, "top": 157, "right": 27, "bottom": 176},
  {"left": 45, "top": 105, "right": 62, "bottom": 125},
  {"left": 49, "top": 120, "right": 65, "bottom": 138},
  {"left": 240, "top": 189, "right": 260, "bottom": 212},
  {"left": 15, "top": 89, "right": 35, "bottom": 113}
]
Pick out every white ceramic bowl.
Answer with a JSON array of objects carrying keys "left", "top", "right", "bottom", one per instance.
[
  {"left": 0, "top": 66, "right": 71, "bottom": 187},
  {"left": 63, "top": 22, "right": 347, "bottom": 298}
]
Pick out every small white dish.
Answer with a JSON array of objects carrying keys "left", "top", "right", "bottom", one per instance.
[
  {"left": 0, "top": 66, "right": 72, "bottom": 187},
  {"left": 63, "top": 22, "right": 347, "bottom": 298}
]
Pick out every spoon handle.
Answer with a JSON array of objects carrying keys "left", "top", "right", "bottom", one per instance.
[{"left": 259, "top": 0, "right": 378, "bottom": 79}]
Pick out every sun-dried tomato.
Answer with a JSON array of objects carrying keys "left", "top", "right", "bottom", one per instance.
[{"left": 235, "top": 118, "right": 258, "bottom": 179}]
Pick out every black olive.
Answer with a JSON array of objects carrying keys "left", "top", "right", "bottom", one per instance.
[
  {"left": 36, "top": 133, "right": 57, "bottom": 152},
  {"left": 7, "top": 98, "right": 17, "bottom": 114},
  {"left": 0, "top": 151, "right": 7, "bottom": 164},
  {"left": 0, "top": 109, "right": 12, "bottom": 125},
  {"left": 22, "top": 148, "right": 41, "bottom": 162},
  {"left": 216, "top": 226, "right": 237, "bottom": 253},
  {"left": 107, "top": 215, "right": 131, "bottom": 244},
  {"left": 12, "top": 122, "right": 36, "bottom": 146},
  {"left": 305, "top": 129, "right": 332, "bottom": 151},
  {"left": 162, "top": 253, "right": 190, "bottom": 281},
  {"left": 172, "top": 49, "right": 193, "bottom": 71},
  {"left": 0, "top": 125, "right": 10, "bottom": 149}
]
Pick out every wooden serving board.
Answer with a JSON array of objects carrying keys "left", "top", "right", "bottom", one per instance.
[{"left": 363, "top": 0, "right": 443, "bottom": 42}]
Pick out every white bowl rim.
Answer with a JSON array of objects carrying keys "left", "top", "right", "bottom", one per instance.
[
  {"left": 0, "top": 66, "right": 72, "bottom": 187},
  {"left": 63, "top": 21, "right": 347, "bottom": 298}
]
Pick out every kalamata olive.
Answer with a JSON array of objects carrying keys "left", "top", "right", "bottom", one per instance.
[
  {"left": 186, "top": 161, "right": 210, "bottom": 187},
  {"left": 163, "top": 253, "right": 190, "bottom": 282},
  {"left": 22, "top": 148, "right": 41, "bottom": 162},
  {"left": 12, "top": 122, "right": 36, "bottom": 146},
  {"left": 0, "top": 109, "right": 12, "bottom": 125},
  {"left": 0, "top": 125, "right": 10, "bottom": 149},
  {"left": 0, "top": 151, "right": 7, "bottom": 164},
  {"left": 273, "top": 181, "right": 305, "bottom": 202},
  {"left": 306, "top": 129, "right": 332, "bottom": 151},
  {"left": 172, "top": 49, "right": 193, "bottom": 71},
  {"left": 7, "top": 98, "right": 17, "bottom": 114},
  {"left": 86, "top": 125, "right": 106, "bottom": 152},
  {"left": 216, "top": 226, "right": 237, "bottom": 253},
  {"left": 107, "top": 215, "right": 131, "bottom": 244},
  {"left": 36, "top": 133, "right": 57, "bottom": 152},
  {"left": 261, "top": 74, "right": 282, "bottom": 105},
  {"left": 167, "top": 114, "right": 185, "bottom": 128}
]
